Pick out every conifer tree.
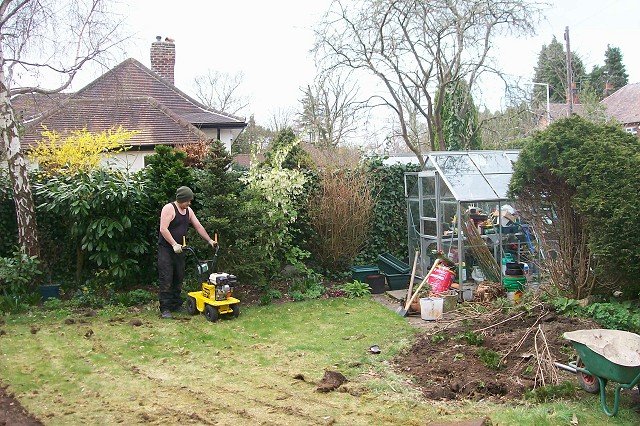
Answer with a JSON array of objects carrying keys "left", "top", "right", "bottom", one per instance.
[
  {"left": 533, "top": 37, "right": 585, "bottom": 103},
  {"left": 588, "top": 45, "right": 628, "bottom": 99}
]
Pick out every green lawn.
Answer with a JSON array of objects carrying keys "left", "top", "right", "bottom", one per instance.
[{"left": 0, "top": 297, "right": 638, "bottom": 425}]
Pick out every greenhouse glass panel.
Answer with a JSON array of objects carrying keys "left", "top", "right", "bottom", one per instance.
[
  {"left": 484, "top": 174, "right": 513, "bottom": 200},
  {"left": 434, "top": 154, "right": 479, "bottom": 176},
  {"left": 468, "top": 152, "right": 515, "bottom": 174},
  {"left": 438, "top": 175, "right": 454, "bottom": 198},
  {"left": 440, "top": 201, "right": 457, "bottom": 231},
  {"left": 423, "top": 218, "right": 437, "bottom": 237},
  {"left": 421, "top": 174, "right": 436, "bottom": 198},
  {"left": 405, "top": 173, "right": 419, "bottom": 198},
  {"left": 444, "top": 174, "right": 498, "bottom": 201},
  {"left": 423, "top": 197, "right": 436, "bottom": 218},
  {"left": 407, "top": 200, "right": 421, "bottom": 229}
]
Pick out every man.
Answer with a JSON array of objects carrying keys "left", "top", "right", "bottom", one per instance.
[{"left": 158, "top": 186, "right": 217, "bottom": 319}]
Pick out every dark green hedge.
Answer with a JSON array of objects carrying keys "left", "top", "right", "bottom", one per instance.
[{"left": 511, "top": 116, "right": 640, "bottom": 295}]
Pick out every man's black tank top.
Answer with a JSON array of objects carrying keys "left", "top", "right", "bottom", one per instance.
[{"left": 158, "top": 203, "right": 189, "bottom": 247}]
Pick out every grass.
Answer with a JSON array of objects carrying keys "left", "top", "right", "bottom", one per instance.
[{"left": 0, "top": 297, "right": 639, "bottom": 425}]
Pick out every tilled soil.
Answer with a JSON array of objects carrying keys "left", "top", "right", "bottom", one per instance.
[{"left": 393, "top": 303, "right": 599, "bottom": 401}]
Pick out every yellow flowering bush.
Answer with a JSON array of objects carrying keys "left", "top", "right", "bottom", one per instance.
[{"left": 29, "top": 127, "right": 138, "bottom": 175}]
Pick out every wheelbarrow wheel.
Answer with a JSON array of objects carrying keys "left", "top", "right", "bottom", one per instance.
[{"left": 576, "top": 357, "right": 602, "bottom": 394}]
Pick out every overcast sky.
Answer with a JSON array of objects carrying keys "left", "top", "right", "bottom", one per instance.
[{"left": 105, "top": 0, "right": 640, "bottom": 123}]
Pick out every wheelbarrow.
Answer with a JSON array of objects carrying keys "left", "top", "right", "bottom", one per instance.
[{"left": 555, "top": 329, "right": 640, "bottom": 416}]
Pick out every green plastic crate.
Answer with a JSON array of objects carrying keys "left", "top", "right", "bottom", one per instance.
[
  {"left": 350, "top": 265, "right": 379, "bottom": 283},
  {"left": 384, "top": 273, "right": 411, "bottom": 290},
  {"left": 377, "top": 252, "right": 411, "bottom": 275}
]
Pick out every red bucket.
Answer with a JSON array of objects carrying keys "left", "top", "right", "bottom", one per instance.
[{"left": 427, "top": 266, "right": 454, "bottom": 294}]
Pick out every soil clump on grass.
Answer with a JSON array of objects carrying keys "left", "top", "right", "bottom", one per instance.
[
  {"left": 393, "top": 302, "right": 598, "bottom": 401},
  {"left": 316, "top": 370, "right": 348, "bottom": 393}
]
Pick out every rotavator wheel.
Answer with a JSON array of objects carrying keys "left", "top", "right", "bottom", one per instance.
[
  {"left": 204, "top": 304, "right": 219, "bottom": 322},
  {"left": 186, "top": 296, "right": 198, "bottom": 315}
]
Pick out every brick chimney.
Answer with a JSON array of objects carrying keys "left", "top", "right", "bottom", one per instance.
[
  {"left": 604, "top": 81, "right": 614, "bottom": 97},
  {"left": 568, "top": 81, "right": 579, "bottom": 104},
  {"left": 150, "top": 36, "right": 175, "bottom": 84}
]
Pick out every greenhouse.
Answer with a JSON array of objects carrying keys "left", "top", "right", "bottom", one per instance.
[{"left": 404, "top": 150, "right": 540, "bottom": 297}]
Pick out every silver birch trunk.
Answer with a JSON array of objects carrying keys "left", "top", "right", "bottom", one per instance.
[{"left": 0, "top": 73, "right": 40, "bottom": 257}]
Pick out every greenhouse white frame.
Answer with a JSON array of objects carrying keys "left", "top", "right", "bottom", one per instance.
[{"left": 404, "top": 150, "right": 540, "bottom": 291}]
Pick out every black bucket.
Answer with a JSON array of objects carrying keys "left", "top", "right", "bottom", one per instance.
[
  {"left": 365, "top": 274, "right": 387, "bottom": 294},
  {"left": 39, "top": 284, "right": 60, "bottom": 300}
]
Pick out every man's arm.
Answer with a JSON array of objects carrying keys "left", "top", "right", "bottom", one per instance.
[
  {"left": 159, "top": 204, "right": 178, "bottom": 246},
  {"left": 189, "top": 208, "right": 215, "bottom": 245}
]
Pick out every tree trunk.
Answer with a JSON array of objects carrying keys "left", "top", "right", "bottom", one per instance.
[{"left": 0, "top": 81, "right": 40, "bottom": 258}]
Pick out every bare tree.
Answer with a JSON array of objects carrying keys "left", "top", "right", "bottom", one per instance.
[
  {"left": 193, "top": 70, "right": 249, "bottom": 116},
  {"left": 315, "top": 0, "right": 542, "bottom": 165},
  {"left": 297, "top": 70, "right": 362, "bottom": 148},
  {"left": 0, "top": 0, "right": 125, "bottom": 257},
  {"left": 268, "top": 107, "right": 295, "bottom": 134}
]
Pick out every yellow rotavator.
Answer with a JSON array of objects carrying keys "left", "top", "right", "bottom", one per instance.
[{"left": 184, "top": 246, "right": 240, "bottom": 322}]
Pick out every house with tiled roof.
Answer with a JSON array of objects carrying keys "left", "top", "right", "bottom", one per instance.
[
  {"left": 540, "top": 82, "right": 640, "bottom": 136},
  {"left": 12, "top": 37, "right": 246, "bottom": 170},
  {"left": 601, "top": 82, "right": 640, "bottom": 135}
]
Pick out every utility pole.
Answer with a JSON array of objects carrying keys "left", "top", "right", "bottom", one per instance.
[{"left": 564, "top": 26, "right": 573, "bottom": 116}]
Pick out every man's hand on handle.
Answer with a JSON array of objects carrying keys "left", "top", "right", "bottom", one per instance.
[
  {"left": 209, "top": 240, "right": 218, "bottom": 248},
  {"left": 172, "top": 244, "right": 183, "bottom": 254}
]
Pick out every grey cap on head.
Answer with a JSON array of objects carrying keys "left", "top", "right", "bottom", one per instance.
[{"left": 175, "top": 186, "right": 194, "bottom": 202}]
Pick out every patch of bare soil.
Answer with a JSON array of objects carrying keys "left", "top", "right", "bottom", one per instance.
[
  {"left": 394, "top": 302, "right": 598, "bottom": 401},
  {"left": 0, "top": 384, "right": 43, "bottom": 426}
]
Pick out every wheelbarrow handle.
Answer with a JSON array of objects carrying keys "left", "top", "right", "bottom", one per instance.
[{"left": 553, "top": 362, "right": 577, "bottom": 374}]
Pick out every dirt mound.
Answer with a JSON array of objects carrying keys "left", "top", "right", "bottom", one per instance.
[
  {"left": 394, "top": 302, "right": 598, "bottom": 401},
  {"left": 0, "top": 385, "right": 43, "bottom": 426},
  {"left": 316, "top": 370, "right": 348, "bottom": 392}
]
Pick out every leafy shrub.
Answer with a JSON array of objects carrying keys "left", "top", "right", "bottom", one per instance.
[
  {"left": 28, "top": 127, "right": 137, "bottom": 175},
  {"left": 259, "top": 288, "right": 283, "bottom": 306},
  {"left": 339, "top": 280, "right": 371, "bottom": 298},
  {"left": 288, "top": 274, "right": 325, "bottom": 301},
  {"left": 70, "top": 270, "right": 115, "bottom": 309},
  {"left": 431, "top": 332, "right": 446, "bottom": 344},
  {"left": 454, "top": 331, "right": 484, "bottom": 346},
  {"left": 0, "top": 294, "right": 39, "bottom": 314},
  {"left": 0, "top": 248, "right": 43, "bottom": 297},
  {"left": 242, "top": 130, "right": 311, "bottom": 276},
  {"left": 476, "top": 348, "right": 501, "bottom": 370},
  {"left": 34, "top": 170, "right": 151, "bottom": 285},
  {"left": 510, "top": 116, "right": 640, "bottom": 297},
  {"left": 141, "top": 145, "right": 193, "bottom": 213},
  {"left": 584, "top": 302, "right": 640, "bottom": 332},
  {"left": 550, "top": 296, "right": 640, "bottom": 333}
]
